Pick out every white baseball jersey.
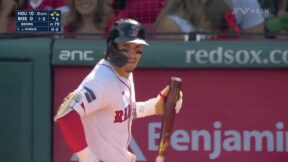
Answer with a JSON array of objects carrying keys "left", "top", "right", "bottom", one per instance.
[
  {"left": 73, "top": 59, "right": 137, "bottom": 162},
  {"left": 74, "top": 59, "right": 155, "bottom": 162}
]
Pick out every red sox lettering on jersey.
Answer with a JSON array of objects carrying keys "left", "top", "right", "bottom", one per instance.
[{"left": 114, "top": 104, "right": 132, "bottom": 123}]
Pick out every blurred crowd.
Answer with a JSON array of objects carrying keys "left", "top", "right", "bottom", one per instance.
[{"left": 0, "top": 0, "right": 287, "bottom": 40}]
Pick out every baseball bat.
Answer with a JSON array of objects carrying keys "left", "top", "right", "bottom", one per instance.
[{"left": 156, "top": 77, "right": 182, "bottom": 162}]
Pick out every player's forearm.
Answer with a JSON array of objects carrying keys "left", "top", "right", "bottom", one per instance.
[
  {"left": 136, "top": 98, "right": 158, "bottom": 118},
  {"left": 58, "top": 110, "right": 100, "bottom": 162},
  {"left": 135, "top": 90, "right": 183, "bottom": 118},
  {"left": 135, "top": 95, "right": 166, "bottom": 118}
]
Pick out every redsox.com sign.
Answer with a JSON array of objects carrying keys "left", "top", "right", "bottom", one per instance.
[{"left": 53, "top": 67, "right": 288, "bottom": 162}]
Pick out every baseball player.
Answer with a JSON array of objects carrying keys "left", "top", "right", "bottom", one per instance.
[{"left": 54, "top": 19, "right": 183, "bottom": 162}]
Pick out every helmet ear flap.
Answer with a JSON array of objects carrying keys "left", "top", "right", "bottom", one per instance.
[{"left": 107, "top": 42, "right": 128, "bottom": 68}]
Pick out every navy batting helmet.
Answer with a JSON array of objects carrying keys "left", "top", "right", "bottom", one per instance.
[
  {"left": 106, "top": 19, "right": 149, "bottom": 67},
  {"left": 107, "top": 19, "right": 149, "bottom": 45}
]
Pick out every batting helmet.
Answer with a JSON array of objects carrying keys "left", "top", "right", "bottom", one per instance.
[{"left": 106, "top": 19, "right": 149, "bottom": 67}]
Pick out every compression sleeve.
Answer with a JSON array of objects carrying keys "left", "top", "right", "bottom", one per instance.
[{"left": 58, "top": 110, "right": 87, "bottom": 152}]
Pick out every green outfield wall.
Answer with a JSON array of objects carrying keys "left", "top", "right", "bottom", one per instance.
[{"left": 0, "top": 38, "right": 51, "bottom": 162}]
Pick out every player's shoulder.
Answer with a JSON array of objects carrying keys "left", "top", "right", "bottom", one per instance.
[
  {"left": 93, "top": 60, "right": 118, "bottom": 80},
  {"left": 82, "top": 59, "right": 119, "bottom": 87}
]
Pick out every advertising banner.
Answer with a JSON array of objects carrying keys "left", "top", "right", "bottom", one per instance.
[
  {"left": 52, "top": 40, "right": 288, "bottom": 68},
  {"left": 53, "top": 66, "right": 288, "bottom": 162}
]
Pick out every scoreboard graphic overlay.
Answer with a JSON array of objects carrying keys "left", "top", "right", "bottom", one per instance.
[{"left": 16, "top": 10, "right": 61, "bottom": 32}]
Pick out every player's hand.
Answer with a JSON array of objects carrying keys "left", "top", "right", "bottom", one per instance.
[
  {"left": 175, "top": 90, "right": 183, "bottom": 113},
  {"left": 155, "top": 155, "right": 165, "bottom": 162},
  {"left": 76, "top": 147, "right": 101, "bottom": 162},
  {"left": 155, "top": 86, "right": 183, "bottom": 114}
]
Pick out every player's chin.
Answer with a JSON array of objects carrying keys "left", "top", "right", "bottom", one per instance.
[
  {"left": 125, "top": 64, "right": 137, "bottom": 73},
  {"left": 126, "top": 69, "right": 135, "bottom": 73}
]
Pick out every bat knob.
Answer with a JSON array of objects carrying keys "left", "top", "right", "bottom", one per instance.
[{"left": 155, "top": 155, "right": 165, "bottom": 162}]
